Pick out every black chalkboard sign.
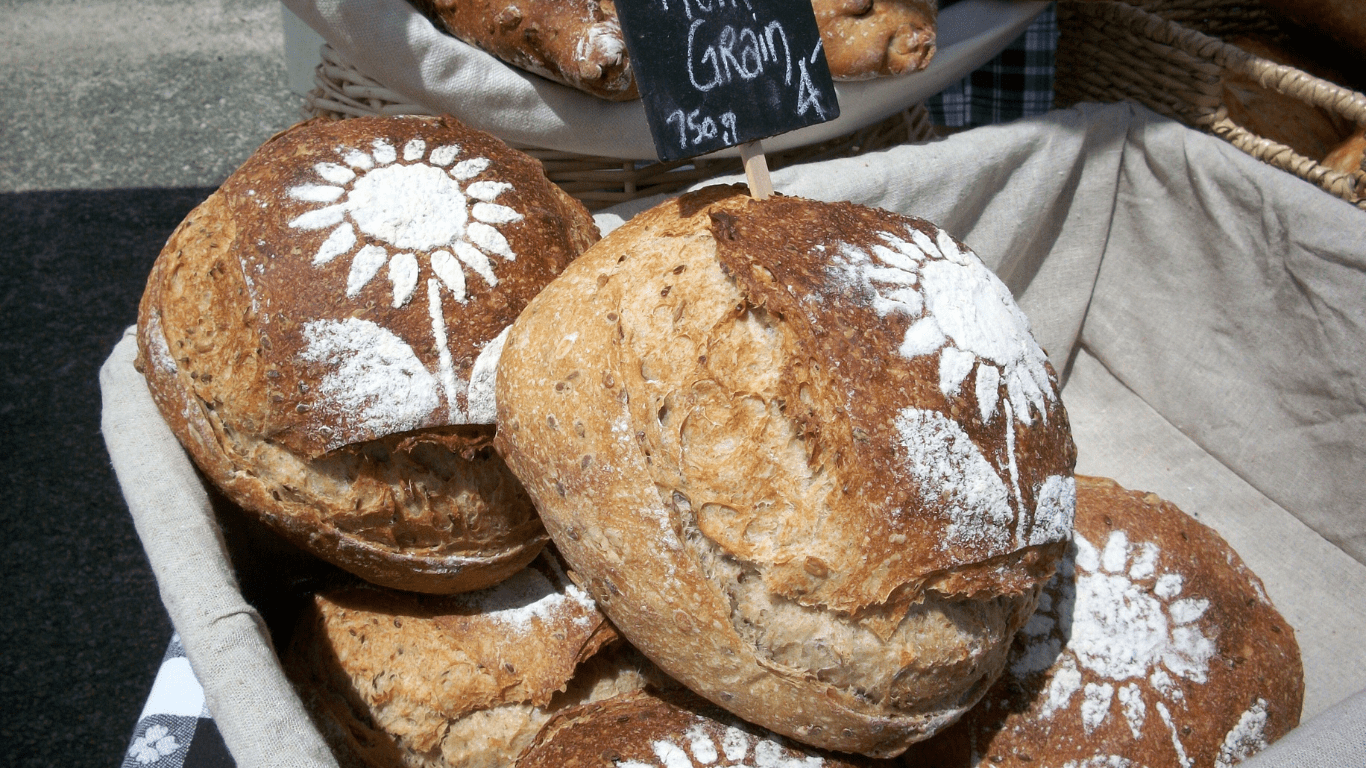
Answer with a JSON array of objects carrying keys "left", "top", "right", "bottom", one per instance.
[{"left": 616, "top": 0, "right": 841, "bottom": 162}]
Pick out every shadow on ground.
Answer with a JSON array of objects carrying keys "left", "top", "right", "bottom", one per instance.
[{"left": 0, "top": 187, "right": 216, "bottom": 767}]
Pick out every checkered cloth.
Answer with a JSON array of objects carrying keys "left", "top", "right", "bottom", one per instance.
[
  {"left": 121, "top": 8, "right": 1061, "bottom": 765},
  {"left": 122, "top": 636, "right": 233, "bottom": 768},
  {"left": 927, "top": 1, "right": 1059, "bottom": 128}
]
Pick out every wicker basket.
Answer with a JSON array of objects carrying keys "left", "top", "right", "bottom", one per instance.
[
  {"left": 1055, "top": 0, "right": 1366, "bottom": 209},
  {"left": 303, "top": 43, "right": 938, "bottom": 211}
]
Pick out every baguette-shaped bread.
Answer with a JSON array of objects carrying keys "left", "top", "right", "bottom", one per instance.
[
  {"left": 494, "top": 186, "right": 1076, "bottom": 756},
  {"left": 901, "top": 476, "right": 1304, "bottom": 767},
  {"left": 136, "top": 115, "right": 598, "bottom": 593},
  {"left": 408, "top": 0, "right": 636, "bottom": 101}
]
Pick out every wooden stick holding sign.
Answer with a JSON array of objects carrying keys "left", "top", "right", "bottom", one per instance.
[
  {"left": 739, "top": 140, "right": 773, "bottom": 200},
  {"left": 614, "top": 0, "right": 840, "bottom": 200}
]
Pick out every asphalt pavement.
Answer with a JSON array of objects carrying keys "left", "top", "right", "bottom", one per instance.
[{"left": 1, "top": 1, "right": 302, "bottom": 764}]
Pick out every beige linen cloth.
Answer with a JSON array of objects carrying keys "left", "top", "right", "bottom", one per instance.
[{"left": 102, "top": 102, "right": 1365, "bottom": 767}]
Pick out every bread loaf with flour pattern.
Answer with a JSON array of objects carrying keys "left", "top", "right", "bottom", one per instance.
[
  {"left": 136, "top": 115, "right": 597, "bottom": 593},
  {"left": 494, "top": 185, "right": 1077, "bottom": 756},
  {"left": 901, "top": 476, "right": 1304, "bottom": 768}
]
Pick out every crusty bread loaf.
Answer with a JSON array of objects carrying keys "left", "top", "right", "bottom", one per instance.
[
  {"left": 1323, "top": 124, "right": 1366, "bottom": 175},
  {"left": 901, "top": 476, "right": 1304, "bottom": 768},
  {"left": 285, "top": 551, "right": 655, "bottom": 768},
  {"left": 408, "top": 0, "right": 636, "bottom": 101},
  {"left": 813, "top": 0, "right": 936, "bottom": 80},
  {"left": 1258, "top": 0, "right": 1366, "bottom": 62},
  {"left": 494, "top": 185, "right": 1077, "bottom": 757},
  {"left": 136, "top": 115, "right": 598, "bottom": 593},
  {"left": 1220, "top": 34, "right": 1357, "bottom": 162},
  {"left": 518, "top": 687, "right": 882, "bottom": 767}
]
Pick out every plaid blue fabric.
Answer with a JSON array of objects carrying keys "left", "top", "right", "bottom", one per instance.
[{"left": 927, "top": 2, "right": 1059, "bottom": 127}]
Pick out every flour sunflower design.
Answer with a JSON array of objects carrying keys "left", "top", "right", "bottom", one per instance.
[
  {"left": 898, "top": 477, "right": 1301, "bottom": 768},
  {"left": 617, "top": 723, "right": 828, "bottom": 768},
  {"left": 285, "top": 136, "right": 525, "bottom": 429},
  {"left": 837, "top": 227, "right": 1073, "bottom": 551},
  {"left": 830, "top": 226, "right": 1055, "bottom": 426},
  {"left": 1015, "top": 530, "right": 1218, "bottom": 764}
]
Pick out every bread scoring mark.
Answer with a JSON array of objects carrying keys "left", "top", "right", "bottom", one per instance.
[
  {"left": 1215, "top": 699, "right": 1269, "bottom": 768},
  {"left": 615, "top": 715, "right": 827, "bottom": 768},
  {"left": 1010, "top": 529, "right": 1217, "bottom": 746},
  {"left": 144, "top": 310, "right": 178, "bottom": 377},
  {"left": 574, "top": 20, "right": 628, "bottom": 82},
  {"left": 1031, "top": 475, "right": 1077, "bottom": 547}
]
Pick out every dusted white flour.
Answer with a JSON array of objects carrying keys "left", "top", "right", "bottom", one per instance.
[
  {"left": 458, "top": 561, "right": 598, "bottom": 633},
  {"left": 300, "top": 318, "right": 440, "bottom": 448},
  {"left": 893, "top": 407, "right": 1012, "bottom": 553},
  {"left": 1215, "top": 700, "right": 1269, "bottom": 768},
  {"left": 616, "top": 718, "right": 827, "bottom": 768}
]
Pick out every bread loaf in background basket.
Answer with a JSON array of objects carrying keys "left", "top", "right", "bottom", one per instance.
[{"left": 1054, "top": 0, "right": 1366, "bottom": 208}]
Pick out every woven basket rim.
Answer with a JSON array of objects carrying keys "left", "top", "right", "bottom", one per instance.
[
  {"left": 1057, "top": 0, "right": 1365, "bottom": 208},
  {"left": 302, "top": 43, "right": 940, "bottom": 209}
]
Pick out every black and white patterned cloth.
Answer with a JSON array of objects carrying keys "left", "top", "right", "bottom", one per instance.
[
  {"left": 122, "top": 636, "right": 235, "bottom": 768},
  {"left": 927, "top": 1, "right": 1058, "bottom": 128}
]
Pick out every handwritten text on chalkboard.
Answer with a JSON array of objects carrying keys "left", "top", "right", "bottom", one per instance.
[{"left": 616, "top": 0, "right": 840, "bottom": 161}]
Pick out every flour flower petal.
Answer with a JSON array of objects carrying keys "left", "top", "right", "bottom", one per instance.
[
  {"left": 429, "top": 144, "right": 461, "bottom": 166},
  {"left": 468, "top": 221, "right": 514, "bottom": 259},
  {"left": 343, "top": 150, "right": 374, "bottom": 170},
  {"left": 899, "top": 317, "right": 946, "bottom": 358},
  {"left": 347, "top": 244, "right": 387, "bottom": 297},
  {"left": 371, "top": 139, "right": 397, "bottom": 165},
  {"left": 454, "top": 241, "right": 497, "bottom": 286},
  {"left": 289, "top": 184, "right": 344, "bottom": 203},
  {"left": 313, "top": 222, "right": 356, "bottom": 265},
  {"left": 430, "top": 250, "right": 467, "bottom": 302},
  {"left": 403, "top": 139, "right": 426, "bottom": 162},
  {"left": 289, "top": 204, "right": 346, "bottom": 230},
  {"left": 450, "top": 157, "right": 490, "bottom": 181},
  {"left": 388, "top": 252, "right": 419, "bottom": 307},
  {"left": 472, "top": 202, "right": 523, "bottom": 225},
  {"left": 466, "top": 180, "right": 512, "bottom": 202},
  {"left": 314, "top": 162, "right": 355, "bottom": 185}
]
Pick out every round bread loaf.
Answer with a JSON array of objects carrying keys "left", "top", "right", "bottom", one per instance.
[
  {"left": 135, "top": 115, "right": 598, "bottom": 593},
  {"left": 494, "top": 185, "right": 1077, "bottom": 756},
  {"left": 518, "top": 687, "right": 882, "bottom": 768},
  {"left": 900, "top": 475, "right": 1304, "bottom": 768},
  {"left": 813, "top": 0, "right": 937, "bottom": 80},
  {"left": 285, "top": 551, "right": 654, "bottom": 768}
]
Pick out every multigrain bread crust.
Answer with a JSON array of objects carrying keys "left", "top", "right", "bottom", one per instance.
[
  {"left": 135, "top": 115, "right": 598, "bottom": 593},
  {"left": 813, "top": 0, "right": 937, "bottom": 80},
  {"left": 518, "top": 688, "right": 882, "bottom": 768},
  {"left": 409, "top": 0, "right": 636, "bottom": 101},
  {"left": 285, "top": 551, "right": 654, "bottom": 768},
  {"left": 406, "top": 0, "right": 934, "bottom": 97},
  {"left": 494, "top": 186, "right": 1077, "bottom": 757},
  {"left": 901, "top": 476, "right": 1304, "bottom": 768}
]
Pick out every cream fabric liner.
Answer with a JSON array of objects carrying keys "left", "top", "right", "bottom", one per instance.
[{"left": 102, "top": 102, "right": 1366, "bottom": 766}]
